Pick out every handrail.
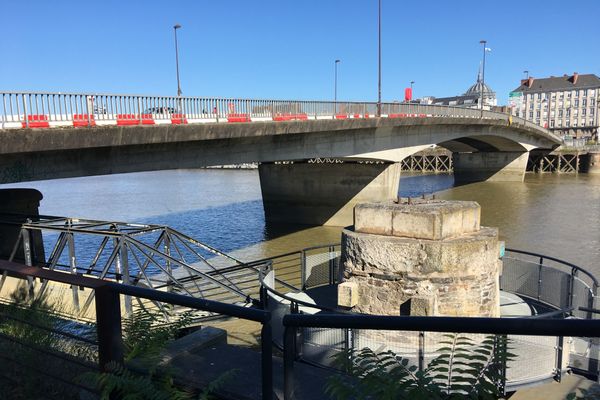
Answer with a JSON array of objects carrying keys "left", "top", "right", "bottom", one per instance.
[
  {"left": 0, "top": 91, "right": 560, "bottom": 144},
  {"left": 505, "top": 248, "right": 599, "bottom": 287},
  {"left": 282, "top": 313, "right": 600, "bottom": 337},
  {"left": 0, "top": 259, "right": 269, "bottom": 323}
]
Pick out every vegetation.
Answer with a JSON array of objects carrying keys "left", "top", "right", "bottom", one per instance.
[{"left": 326, "top": 333, "right": 513, "bottom": 400}]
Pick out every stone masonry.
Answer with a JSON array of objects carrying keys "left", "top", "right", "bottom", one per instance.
[{"left": 338, "top": 200, "right": 501, "bottom": 317}]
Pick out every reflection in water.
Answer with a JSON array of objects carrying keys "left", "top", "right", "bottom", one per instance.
[{"left": 1, "top": 170, "right": 598, "bottom": 277}]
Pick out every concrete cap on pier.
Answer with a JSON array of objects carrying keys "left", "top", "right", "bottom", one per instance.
[{"left": 354, "top": 200, "right": 481, "bottom": 240}]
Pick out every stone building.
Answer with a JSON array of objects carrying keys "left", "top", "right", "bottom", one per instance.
[
  {"left": 509, "top": 73, "right": 600, "bottom": 140},
  {"left": 418, "top": 68, "right": 497, "bottom": 110}
]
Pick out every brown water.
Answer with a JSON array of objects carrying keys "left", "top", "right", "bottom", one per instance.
[{"left": 2, "top": 170, "right": 599, "bottom": 277}]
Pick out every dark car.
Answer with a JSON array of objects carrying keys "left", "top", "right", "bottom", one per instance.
[{"left": 143, "top": 107, "right": 179, "bottom": 116}]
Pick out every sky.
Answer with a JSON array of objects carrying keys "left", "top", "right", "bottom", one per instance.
[{"left": 1, "top": 0, "right": 599, "bottom": 105}]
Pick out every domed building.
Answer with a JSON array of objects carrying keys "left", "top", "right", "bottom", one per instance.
[{"left": 419, "top": 67, "right": 497, "bottom": 109}]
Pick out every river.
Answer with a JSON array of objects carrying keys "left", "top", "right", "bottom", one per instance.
[{"left": 1, "top": 170, "right": 599, "bottom": 276}]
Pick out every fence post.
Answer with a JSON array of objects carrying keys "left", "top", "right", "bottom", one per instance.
[
  {"left": 283, "top": 325, "right": 296, "bottom": 400},
  {"left": 418, "top": 331, "right": 425, "bottom": 371},
  {"left": 261, "top": 317, "right": 273, "bottom": 400},
  {"left": 555, "top": 335, "right": 564, "bottom": 382},
  {"left": 537, "top": 257, "right": 544, "bottom": 301},
  {"left": 568, "top": 268, "right": 576, "bottom": 316},
  {"left": 300, "top": 250, "right": 306, "bottom": 291},
  {"left": 95, "top": 285, "right": 124, "bottom": 371},
  {"left": 22, "top": 94, "right": 29, "bottom": 128}
]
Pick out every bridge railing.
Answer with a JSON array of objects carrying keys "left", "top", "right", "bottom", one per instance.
[{"left": 1, "top": 91, "right": 548, "bottom": 133}]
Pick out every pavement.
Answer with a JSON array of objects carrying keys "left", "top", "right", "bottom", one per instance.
[{"left": 510, "top": 374, "right": 599, "bottom": 399}]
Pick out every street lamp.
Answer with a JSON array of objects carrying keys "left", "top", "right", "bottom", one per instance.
[
  {"left": 173, "top": 24, "right": 182, "bottom": 97},
  {"left": 479, "top": 40, "right": 488, "bottom": 118},
  {"left": 377, "top": 0, "right": 382, "bottom": 117},
  {"left": 410, "top": 81, "right": 415, "bottom": 101},
  {"left": 334, "top": 59, "right": 341, "bottom": 114}
]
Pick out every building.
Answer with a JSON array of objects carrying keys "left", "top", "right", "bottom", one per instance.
[
  {"left": 509, "top": 73, "right": 600, "bottom": 140},
  {"left": 418, "top": 69, "right": 497, "bottom": 109}
]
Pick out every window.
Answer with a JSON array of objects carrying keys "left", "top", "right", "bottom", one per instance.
[
  {"left": 584, "top": 89, "right": 588, "bottom": 97},
  {"left": 551, "top": 93, "right": 556, "bottom": 98},
  {"left": 575, "top": 99, "right": 579, "bottom": 107},
  {"left": 558, "top": 120, "right": 563, "bottom": 127},
  {"left": 591, "top": 98, "right": 596, "bottom": 107},
  {"left": 529, "top": 111, "right": 534, "bottom": 119},
  {"left": 566, "top": 121, "right": 570, "bottom": 127},
  {"left": 567, "top": 92, "right": 572, "bottom": 98},
  {"left": 573, "top": 120, "right": 578, "bottom": 127},
  {"left": 559, "top": 101, "right": 563, "bottom": 107},
  {"left": 581, "top": 120, "right": 586, "bottom": 127},
  {"left": 543, "top": 111, "right": 548, "bottom": 118},
  {"left": 550, "top": 120, "right": 555, "bottom": 127},
  {"left": 530, "top": 103, "right": 534, "bottom": 110},
  {"left": 591, "top": 108, "right": 595, "bottom": 116},
  {"left": 536, "top": 111, "right": 541, "bottom": 118},
  {"left": 559, "top": 110, "right": 563, "bottom": 117},
  {"left": 574, "top": 109, "right": 578, "bottom": 116},
  {"left": 515, "top": 111, "right": 520, "bottom": 117},
  {"left": 536, "top": 119, "right": 541, "bottom": 125},
  {"left": 566, "top": 109, "right": 571, "bottom": 117},
  {"left": 575, "top": 90, "right": 580, "bottom": 97},
  {"left": 582, "top": 109, "right": 586, "bottom": 116},
  {"left": 583, "top": 99, "right": 587, "bottom": 107},
  {"left": 537, "top": 93, "right": 542, "bottom": 100},
  {"left": 560, "top": 93, "right": 564, "bottom": 99},
  {"left": 551, "top": 110, "right": 555, "bottom": 117}
]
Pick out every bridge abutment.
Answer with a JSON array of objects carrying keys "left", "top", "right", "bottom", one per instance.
[
  {"left": 453, "top": 151, "right": 529, "bottom": 184},
  {"left": 258, "top": 161, "right": 401, "bottom": 226}
]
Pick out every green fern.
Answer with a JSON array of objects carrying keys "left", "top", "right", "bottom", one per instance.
[{"left": 326, "top": 333, "right": 514, "bottom": 400}]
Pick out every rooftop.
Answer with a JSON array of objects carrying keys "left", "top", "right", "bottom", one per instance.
[{"left": 512, "top": 73, "right": 600, "bottom": 93}]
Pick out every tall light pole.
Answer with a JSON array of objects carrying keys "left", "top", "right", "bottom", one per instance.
[
  {"left": 524, "top": 70, "right": 529, "bottom": 80},
  {"left": 173, "top": 24, "right": 182, "bottom": 97},
  {"left": 479, "top": 40, "right": 487, "bottom": 118},
  {"left": 410, "top": 80, "right": 415, "bottom": 100},
  {"left": 334, "top": 59, "right": 341, "bottom": 114},
  {"left": 377, "top": 0, "right": 382, "bottom": 117}
]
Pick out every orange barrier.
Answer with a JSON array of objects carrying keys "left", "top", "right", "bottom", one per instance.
[
  {"left": 388, "top": 113, "right": 408, "bottom": 118},
  {"left": 227, "top": 113, "right": 251, "bottom": 123},
  {"left": 22, "top": 115, "right": 50, "bottom": 128},
  {"left": 335, "top": 114, "right": 348, "bottom": 119},
  {"left": 272, "top": 113, "right": 308, "bottom": 121},
  {"left": 353, "top": 113, "right": 371, "bottom": 119},
  {"left": 171, "top": 114, "right": 188, "bottom": 125},
  {"left": 116, "top": 114, "right": 155, "bottom": 126},
  {"left": 73, "top": 114, "right": 96, "bottom": 127}
]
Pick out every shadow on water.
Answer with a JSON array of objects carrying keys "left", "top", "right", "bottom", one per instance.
[{"left": 399, "top": 173, "right": 455, "bottom": 197}]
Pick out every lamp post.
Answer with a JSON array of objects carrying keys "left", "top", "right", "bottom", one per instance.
[
  {"left": 410, "top": 80, "right": 415, "bottom": 101},
  {"left": 173, "top": 24, "right": 182, "bottom": 97},
  {"left": 524, "top": 70, "right": 529, "bottom": 80},
  {"left": 479, "top": 40, "right": 487, "bottom": 118},
  {"left": 377, "top": 0, "right": 382, "bottom": 117},
  {"left": 334, "top": 59, "right": 340, "bottom": 114}
]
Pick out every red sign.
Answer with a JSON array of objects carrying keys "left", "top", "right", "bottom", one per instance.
[{"left": 405, "top": 88, "right": 412, "bottom": 101}]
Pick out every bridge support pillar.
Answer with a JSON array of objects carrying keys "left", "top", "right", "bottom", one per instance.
[
  {"left": 453, "top": 151, "right": 529, "bottom": 184},
  {"left": 259, "top": 161, "right": 401, "bottom": 226}
]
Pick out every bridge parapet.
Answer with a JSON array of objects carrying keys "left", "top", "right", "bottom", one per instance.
[{"left": 0, "top": 91, "right": 560, "bottom": 141}]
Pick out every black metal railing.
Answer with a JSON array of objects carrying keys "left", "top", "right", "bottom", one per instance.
[
  {"left": 282, "top": 314, "right": 600, "bottom": 400},
  {"left": 0, "top": 259, "right": 273, "bottom": 400}
]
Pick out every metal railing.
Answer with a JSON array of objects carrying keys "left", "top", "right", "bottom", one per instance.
[
  {"left": 282, "top": 313, "right": 600, "bottom": 399},
  {"left": 0, "top": 213, "right": 264, "bottom": 323},
  {"left": 0, "top": 91, "right": 554, "bottom": 136},
  {"left": 257, "top": 244, "right": 600, "bottom": 394},
  {"left": 0, "top": 258, "right": 273, "bottom": 400}
]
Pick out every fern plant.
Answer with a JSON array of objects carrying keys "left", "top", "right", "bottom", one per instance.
[{"left": 326, "top": 333, "right": 514, "bottom": 400}]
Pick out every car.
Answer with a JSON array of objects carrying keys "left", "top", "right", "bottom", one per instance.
[{"left": 143, "top": 107, "right": 179, "bottom": 115}]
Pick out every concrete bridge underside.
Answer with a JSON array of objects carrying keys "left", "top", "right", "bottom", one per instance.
[{"left": 0, "top": 117, "right": 559, "bottom": 226}]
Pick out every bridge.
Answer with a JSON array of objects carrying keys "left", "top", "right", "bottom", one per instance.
[{"left": 0, "top": 92, "right": 561, "bottom": 225}]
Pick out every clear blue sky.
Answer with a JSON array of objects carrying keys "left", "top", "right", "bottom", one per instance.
[{"left": 1, "top": 0, "right": 598, "bottom": 104}]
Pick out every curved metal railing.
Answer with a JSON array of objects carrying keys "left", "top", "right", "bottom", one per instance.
[{"left": 257, "top": 243, "right": 599, "bottom": 390}]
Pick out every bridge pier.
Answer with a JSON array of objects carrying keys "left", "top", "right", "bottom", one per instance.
[
  {"left": 453, "top": 151, "right": 529, "bottom": 184},
  {"left": 258, "top": 161, "right": 401, "bottom": 226}
]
